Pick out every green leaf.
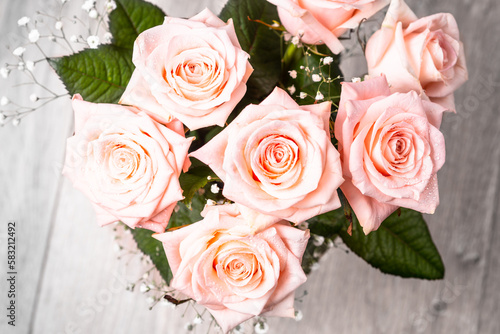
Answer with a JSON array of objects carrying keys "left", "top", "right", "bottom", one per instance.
[
  {"left": 281, "top": 44, "right": 343, "bottom": 107},
  {"left": 301, "top": 208, "right": 347, "bottom": 274},
  {"left": 339, "top": 208, "right": 445, "bottom": 279},
  {"left": 48, "top": 45, "right": 134, "bottom": 103},
  {"left": 168, "top": 191, "right": 206, "bottom": 229},
  {"left": 307, "top": 208, "right": 347, "bottom": 238},
  {"left": 109, "top": 0, "right": 166, "bottom": 49},
  {"left": 179, "top": 164, "right": 217, "bottom": 206},
  {"left": 219, "top": 0, "right": 282, "bottom": 99},
  {"left": 129, "top": 227, "right": 172, "bottom": 284}
]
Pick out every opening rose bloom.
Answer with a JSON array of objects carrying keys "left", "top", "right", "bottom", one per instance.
[
  {"left": 154, "top": 204, "right": 309, "bottom": 333},
  {"left": 119, "top": 9, "right": 253, "bottom": 130},
  {"left": 63, "top": 95, "right": 193, "bottom": 233},
  {"left": 335, "top": 76, "right": 446, "bottom": 234},
  {"left": 191, "top": 87, "right": 344, "bottom": 224},
  {"left": 267, "top": 0, "right": 389, "bottom": 54},
  {"left": 365, "top": 0, "right": 468, "bottom": 112}
]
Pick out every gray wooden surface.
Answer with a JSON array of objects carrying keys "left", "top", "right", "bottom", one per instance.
[{"left": 0, "top": 0, "right": 498, "bottom": 333}]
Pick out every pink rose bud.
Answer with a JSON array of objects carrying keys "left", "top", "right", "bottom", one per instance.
[
  {"left": 365, "top": 0, "right": 468, "bottom": 112},
  {"left": 268, "top": 0, "right": 390, "bottom": 54},
  {"left": 63, "top": 95, "right": 193, "bottom": 233},
  {"left": 191, "top": 87, "right": 344, "bottom": 224},
  {"left": 120, "top": 9, "right": 253, "bottom": 130},
  {"left": 154, "top": 204, "right": 310, "bottom": 333},
  {"left": 335, "top": 76, "right": 447, "bottom": 234}
]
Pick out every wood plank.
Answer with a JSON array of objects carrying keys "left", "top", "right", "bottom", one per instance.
[
  {"left": 1, "top": 0, "right": 497, "bottom": 333},
  {"left": 0, "top": 5, "right": 74, "bottom": 333}
]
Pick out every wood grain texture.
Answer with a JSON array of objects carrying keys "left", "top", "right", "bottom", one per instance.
[{"left": 0, "top": 0, "right": 498, "bottom": 333}]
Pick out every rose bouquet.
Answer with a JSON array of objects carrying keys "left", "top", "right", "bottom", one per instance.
[{"left": 1, "top": 0, "right": 467, "bottom": 332}]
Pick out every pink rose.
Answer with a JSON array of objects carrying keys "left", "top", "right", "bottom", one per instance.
[
  {"left": 63, "top": 95, "right": 193, "bottom": 233},
  {"left": 191, "top": 87, "right": 344, "bottom": 224},
  {"left": 268, "top": 0, "right": 389, "bottom": 54},
  {"left": 335, "top": 76, "right": 446, "bottom": 233},
  {"left": 154, "top": 204, "right": 309, "bottom": 333},
  {"left": 120, "top": 9, "right": 253, "bottom": 130},
  {"left": 365, "top": 0, "right": 468, "bottom": 112}
]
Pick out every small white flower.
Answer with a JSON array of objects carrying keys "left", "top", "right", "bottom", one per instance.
[
  {"left": 287, "top": 85, "right": 296, "bottom": 95},
  {"left": 17, "top": 62, "right": 25, "bottom": 71},
  {"left": 139, "top": 283, "right": 150, "bottom": 293},
  {"left": 288, "top": 70, "right": 297, "bottom": 79},
  {"left": 351, "top": 77, "right": 362, "bottom": 83},
  {"left": 206, "top": 199, "right": 216, "bottom": 206},
  {"left": 12, "top": 118, "right": 21, "bottom": 127},
  {"left": 254, "top": 322, "right": 269, "bottom": 334},
  {"left": 17, "top": 17, "right": 30, "bottom": 26},
  {"left": 312, "top": 74, "right": 322, "bottom": 82},
  {"left": 55, "top": 21, "right": 63, "bottom": 30},
  {"left": 13, "top": 47, "right": 26, "bottom": 57},
  {"left": 299, "top": 92, "right": 307, "bottom": 99},
  {"left": 299, "top": 65, "right": 305, "bottom": 69},
  {"left": 103, "top": 32, "right": 113, "bottom": 43},
  {"left": 28, "top": 29, "right": 40, "bottom": 43},
  {"left": 61, "top": 0, "right": 69, "bottom": 3},
  {"left": 210, "top": 184, "right": 220, "bottom": 194},
  {"left": 106, "top": 0, "right": 117, "bottom": 12},
  {"left": 48, "top": 36, "right": 56, "bottom": 42},
  {"left": 87, "top": 35, "right": 100, "bottom": 49},
  {"left": 1, "top": 96, "right": 9, "bottom": 106},
  {"left": 0, "top": 67, "right": 10, "bottom": 79},
  {"left": 193, "top": 315, "right": 203, "bottom": 325},
  {"left": 315, "top": 92, "right": 324, "bottom": 100},
  {"left": 70, "top": 35, "right": 78, "bottom": 43},
  {"left": 291, "top": 35, "right": 300, "bottom": 46},
  {"left": 146, "top": 296, "right": 155, "bottom": 305},
  {"left": 29, "top": 93, "right": 38, "bottom": 102},
  {"left": 313, "top": 235, "right": 325, "bottom": 247},
  {"left": 26, "top": 61, "right": 35, "bottom": 71},
  {"left": 88, "top": 9, "right": 98, "bottom": 19},
  {"left": 323, "top": 56, "right": 334, "bottom": 65},
  {"left": 295, "top": 310, "right": 304, "bottom": 321},
  {"left": 82, "top": 0, "right": 96, "bottom": 12},
  {"left": 113, "top": 242, "right": 121, "bottom": 252}
]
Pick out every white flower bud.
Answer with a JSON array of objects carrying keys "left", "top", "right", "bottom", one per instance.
[
  {"left": 26, "top": 61, "right": 35, "bottom": 71},
  {"left": 315, "top": 92, "right": 324, "bottom": 100},
  {"left": 29, "top": 93, "right": 38, "bottom": 102},
  {"left": 323, "top": 56, "right": 334, "bottom": 65},
  {"left": 287, "top": 85, "right": 296, "bottom": 95},
  {"left": 70, "top": 35, "right": 78, "bottom": 43},
  {"left": 17, "top": 17, "right": 30, "bottom": 26},
  {"left": 0, "top": 67, "right": 10, "bottom": 79},
  {"left": 106, "top": 0, "right": 117, "bottom": 12},
  {"left": 13, "top": 47, "right": 26, "bottom": 57},
  {"left": 288, "top": 70, "right": 297, "bottom": 79},
  {"left": 103, "top": 32, "right": 113, "bottom": 43},
  {"left": 254, "top": 322, "right": 269, "bottom": 334},
  {"left": 210, "top": 184, "right": 220, "bottom": 194},
  {"left": 1, "top": 96, "right": 9, "bottom": 106},
  {"left": 312, "top": 74, "right": 321, "bottom": 82},
  {"left": 55, "top": 21, "right": 63, "bottom": 30},
  {"left": 28, "top": 29, "right": 40, "bottom": 43},
  {"left": 87, "top": 35, "right": 100, "bottom": 49},
  {"left": 299, "top": 92, "right": 307, "bottom": 99},
  {"left": 88, "top": 9, "right": 98, "bottom": 19}
]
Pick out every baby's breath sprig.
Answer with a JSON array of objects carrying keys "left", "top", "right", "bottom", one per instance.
[{"left": 0, "top": 0, "right": 118, "bottom": 127}]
